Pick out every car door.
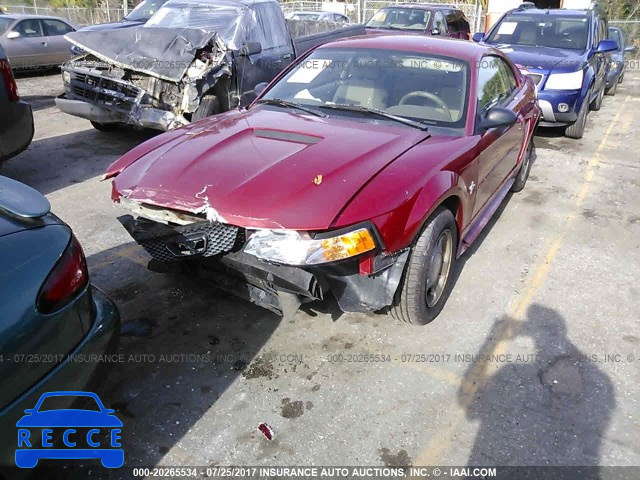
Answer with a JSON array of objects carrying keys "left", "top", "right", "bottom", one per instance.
[
  {"left": 3, "top": 18, "right": 47, "bottom": 68},
  {"left": 41, "top": 19, "right": 75, "bottom": 65},
  {"left": 472, "top": 56, "right": 525, "bottom": 218},
  {"left": 235, "top": 2, "right": 294, "bottom": 105}
]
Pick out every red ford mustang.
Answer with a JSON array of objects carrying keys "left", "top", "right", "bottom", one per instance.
[{"left": 106, "top": 35, "right": 540, "bottom": 325}]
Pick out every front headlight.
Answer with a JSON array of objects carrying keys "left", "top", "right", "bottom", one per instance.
[
  {"left": 244, "top": 227, "right": 377, "bottom": 265},
  {"left": 544, "top": 70, "right": 583, "bottom": 90},
  {"left": 62, "top": 71, "right": 71, "bottom": 84}
]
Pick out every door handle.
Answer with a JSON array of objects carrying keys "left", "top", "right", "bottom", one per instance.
[
  {"left": 282, "top": 53, "right": 293, "bottom": 60},
  {"left": 41, "top": 41, "right": 47, "bottom": 46}
]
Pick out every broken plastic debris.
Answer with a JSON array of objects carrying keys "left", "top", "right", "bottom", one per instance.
[
  {"left": 258, "top": 422, "right": 275, "bottom": 441},
  {"left": 313, "top": 174, "right": 323, "bottom": 186}
]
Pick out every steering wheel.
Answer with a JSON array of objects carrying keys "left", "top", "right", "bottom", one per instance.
[{"left": 399, "top": 91, "right": 452, "bottom": 120}]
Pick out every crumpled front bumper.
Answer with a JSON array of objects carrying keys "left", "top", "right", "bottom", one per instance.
[
  {"left": 55, "top": 95, "right": 187, "bottom": 131},
  {"left": 118, "top": 214, "right": 410, "bottom": 317}
]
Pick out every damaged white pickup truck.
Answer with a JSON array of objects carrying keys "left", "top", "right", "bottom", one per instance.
[{"left": 56, "top": 0, "right": 363, "bottom": 131}]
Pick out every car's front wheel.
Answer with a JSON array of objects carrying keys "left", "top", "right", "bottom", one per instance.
[
  {"left": 590, "top": 83, "right": 605, "bottom": 111},
  {"left": 565, "top": 95, "right": 589, "bottom": 139},
  {"left": 511, "top": 138, "right": 535, "bottom": 193},
  {"left": 391, "top": 207, "right": 457, "bottom": 325},
  {"left": 605, "top": 80, "right": 617, "bottom": 96}
]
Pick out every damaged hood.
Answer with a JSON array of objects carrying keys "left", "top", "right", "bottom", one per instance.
[
  {"left": 65, "top": 27, "right": 219, "bottom": 82},
  {"left": 108, "top": 107, "right": 430, "bottom": 230}
]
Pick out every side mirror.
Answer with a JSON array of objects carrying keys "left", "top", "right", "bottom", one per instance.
[
  {"left": 478, "top": 107, "right": 517, "bottom": 130},
  {"left": 23, "top": 409, "right": 34, "bottom": 414},
  {"left": 254, "top": 82, "right": 268, "bottom": 96},
  {"left": 596, "top": 39, "right": 617, "bottom": 54},
  {"left": 6, "top": 31, "right": 20, "bottom": 39},
  {"left": 472, "top": 32, "right": 484, "bottom": 43},
  {"left": 239, "top": 41, "right": 262, "bottom": 56},
  {"left": 624, "top": 45, "right": 637, "bottom": 53},
  {"left": 431, "top": 28, "right": 440, "bottom": 35},
  {"left": 105, "top": 409, "right": 115, "bottom": 414}
]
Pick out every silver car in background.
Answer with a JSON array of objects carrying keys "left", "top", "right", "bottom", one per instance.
[{"left": 0, "top": 14, "right": 76, "bottom": 69}]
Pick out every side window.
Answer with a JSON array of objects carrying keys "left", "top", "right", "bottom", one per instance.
[
  {"left": 12, "top": 19, "right": 44, "bottom": 38},
  {"left": 249, "top": 4, "right": 289, "bottom": 50},
  {"left": 477, "top": 56, "right": 511, "bottom": 114},
  {"left": 498, "top": 59, "right": 517, "bottom": 92},
  {"left": 432, "top": 11, "right": 446, "bottom": 33},
  {"left": 445, "top": 10, "right": 459, "bottom": 33},
  {"left": 42, "top": 19, "right": 74, "bottom": 36}
]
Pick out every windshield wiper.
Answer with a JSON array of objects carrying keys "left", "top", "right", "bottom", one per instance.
[
  {"left": 256, "top": 98, "right": 326, "bottom": 117},
  {"left": 318, "top": 104, "right": 429, "bottom": 130}
]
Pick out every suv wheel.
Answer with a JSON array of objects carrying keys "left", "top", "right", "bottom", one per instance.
[
  {"left": 565, "top": 95, "right": 589, "bottom": 139},
  {"left": 590, "top": 84, "right": 605, "bottom": 111}
]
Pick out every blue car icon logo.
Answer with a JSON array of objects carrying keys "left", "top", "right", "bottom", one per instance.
[{"left": 15, "top": 391, "right": 123, "bottom": 468}]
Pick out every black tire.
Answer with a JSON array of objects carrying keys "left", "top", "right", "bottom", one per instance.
[
  {"left": 565, "top": 95, "right": 589, "bottom": 139},
  {"left": 391, "top": 207, "right": 458, "bottom": 325},
  {"left": 511, "top": 138, "right": 535, "bottom": 193},
  {"left": 589, "top": 84, "right": 604, "bottom": 111},
  {"left": 192, "top": 94, "right": 220, "bottom": 122},
  {"left": 90, "top": 121, "right": 120, "bottom": 131},
  {"left": 605, "top": 81, "right": 617, "bottom": 96}
]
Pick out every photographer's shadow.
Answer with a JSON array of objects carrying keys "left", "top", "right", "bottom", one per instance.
[{"left": 461, "top": 304, "right": 614, "bottom": 476}]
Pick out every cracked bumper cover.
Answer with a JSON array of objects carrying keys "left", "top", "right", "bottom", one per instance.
[{"left": 118, "top": 214, "right": 409, "bottom": 316}]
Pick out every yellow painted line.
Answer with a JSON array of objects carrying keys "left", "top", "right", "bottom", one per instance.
[{"left": 411, "top": 97, "right": 631, "bottom": 468}]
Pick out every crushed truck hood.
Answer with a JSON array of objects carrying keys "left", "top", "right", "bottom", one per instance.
[
  {"left": 109, "top": 107, "right": 430, "bottom": 230},
  {"left": 65, "top": 26, "right": 218, "bottom": 82}
]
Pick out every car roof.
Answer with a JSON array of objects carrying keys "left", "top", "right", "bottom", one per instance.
[
  {"left": 319, "top": 34, "right": 490, "bottom": 62},
  {"left": 382, "top": 3, "right": 459, "bottom": 11},
  {"left": 0, "top": 13, "right": 73, "bottom": 22},
  {"left": 164, "top": 0, "right": 276, "bottom": 7},
  {"left": 506, "top": 8, "right": 589, "bottom": 17}
]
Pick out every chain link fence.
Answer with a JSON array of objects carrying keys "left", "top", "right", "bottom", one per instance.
[
  {"left": 361, "top": 0, "right": 484, "bottom": 32},
  {"left": 5, "top": 1, "right": 483, "bottom": 28}
]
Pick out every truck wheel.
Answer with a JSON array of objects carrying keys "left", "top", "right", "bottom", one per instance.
[
  {"left": 90, "top": 121, "right": 120, "bottom": 131},
  {"left": 511, "top": 138, "right": 535, "bottom": 193},
  {"left": 605, "top": 81, "right": 617, "bottom": 96},
  {"left": 391, "top": 207, "right": 457, "bottom": 326},
  {"left": 590, "top": 84, "right": 605, "bottom": 111},
  {"left": 192, "top": 95, "right": 220, "bottom": 122},
  {"left": 565, "top": 96, "right": 589, "bottom": 139}
]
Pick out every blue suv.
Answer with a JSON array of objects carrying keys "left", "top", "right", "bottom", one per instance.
[{"left": 473, "top": 3, "right": 617, "bottom": 139}]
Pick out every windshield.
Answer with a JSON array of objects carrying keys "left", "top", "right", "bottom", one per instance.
[
  {"left": 608, "top": 28, "right": 622, "bottom": 50},
  {"left": 366, "top": 7, "right": 431, "bottom": 31},
  {"left": 125, "top": 0, "right": 168, "bottom": 21},
  {"left": 0, "top": 18, "right": 13, "bottom": 35},
  {"left": 144, "top": 3, "right": 247, "bottom": 44},
  {"left": 485, "top": 14, "right": 589, "bottom": 50},
  {"left": 260, "top": 47, "right": 469, "bottom": 128}
]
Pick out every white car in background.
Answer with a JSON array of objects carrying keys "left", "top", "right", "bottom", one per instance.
[{"left": 285, "top": 11, "right": 350, "bottom": 24}]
